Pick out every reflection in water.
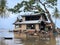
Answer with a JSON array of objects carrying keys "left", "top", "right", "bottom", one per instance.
[
  {"left": 14, "top": 32, "right": 56, "bottom": 45},
  {"left": 21, "top": 36, "right": 56, "bottom": 45},
  {"left": 0, "top": 31, "right": 60, "bottom": 45},
  {"left": 56, "top": 35, "right": 60, "bottom": 45}
]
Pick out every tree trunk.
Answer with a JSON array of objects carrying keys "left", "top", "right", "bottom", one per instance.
[
  {"left": 46, "top": 12, "right": 55, "bottom": 31},
  {"left": 39, "top": 0, "right": 55, "bottom": 31},
  {"left": 44, "top": 5, "right": 55, "bottom": 31}
]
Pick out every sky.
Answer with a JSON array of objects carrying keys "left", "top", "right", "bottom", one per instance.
[{"left": 0, "top": 0, "right": 60, "bottom": 30}]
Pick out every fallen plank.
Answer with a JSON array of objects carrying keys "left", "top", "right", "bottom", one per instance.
[{"left": 4, "top": 37, "right": 13, "bottom": 40}]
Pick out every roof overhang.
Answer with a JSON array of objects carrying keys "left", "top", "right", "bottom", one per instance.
[{"left": 14, "top": 20, "right": 51, "bottom": 25}]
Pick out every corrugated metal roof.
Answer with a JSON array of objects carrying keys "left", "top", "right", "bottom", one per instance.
[
  {"left": 15, "top": 20, "right": 50, "bottom": 24},
  {"left": 21, "top": 13, "right": 41, "bottom": 17}
]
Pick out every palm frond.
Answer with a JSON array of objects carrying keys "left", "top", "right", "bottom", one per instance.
[
  {"left": 53, "top": 7, "right": 60, "bottom": 18},
  {"left": 0, "top": 0, "right": 7, "bottom": 17},
  {"left": 46, "top": 0, "right": 57, "bottom": 6}
]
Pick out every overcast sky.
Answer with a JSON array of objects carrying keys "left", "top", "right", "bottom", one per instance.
[{"left": 0, "top": 0, "right": 60, "bottom": 30}]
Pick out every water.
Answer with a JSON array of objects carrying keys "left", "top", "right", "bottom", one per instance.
[
  {"left": 0, "top": 30, "right": 60, "bottom": 45},
  {"left": 0, "top": 30, "right": 14, "bottom": 37}
]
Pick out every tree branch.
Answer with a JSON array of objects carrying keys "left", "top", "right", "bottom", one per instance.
[{"left": 39, "top": 0, "right": 53, "bottom": 23}]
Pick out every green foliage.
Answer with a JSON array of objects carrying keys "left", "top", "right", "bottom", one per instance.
[
  {"left": 0, "top": 0, "right": 6, "bottom": 11},
  {"left": 8, "top": 3, "right": 23, "bottom": 13},
  {"left": 29, "top": 0, "right": 35, "bottom": 6},
  {"left": 8, "top": 0, "right": 57, "bottom": 15},
  {"left": 53, "top": 7, "right": 60, "bottom": 18},
  {"left": 41, "top": 0, "right": 57, "bottom": 8},
  {"left": 46, "top": 0, "right": 57, "bottom": 6},
  {"left": 36, "top": 4, "right": 45, "bottom": 13},
  {"left": 0, "top": 0, "right": 6, "bottom": 7},
  {"left": 0, "top": 0, "right": 6, "bottom": 16},
  {"left": 8, "top": 0, "right": 35, "bottom": 13}
]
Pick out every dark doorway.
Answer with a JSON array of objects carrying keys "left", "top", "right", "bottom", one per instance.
[{"left": 40, "top": 21, "right": 46, "bottom": 31}]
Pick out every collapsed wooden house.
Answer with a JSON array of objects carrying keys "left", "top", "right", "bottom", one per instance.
[{"left": 14, "top": 13, "right": 53, "bottom": 32}]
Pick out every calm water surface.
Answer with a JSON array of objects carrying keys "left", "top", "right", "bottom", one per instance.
[{"left": 0, "top": 30, "right": 60, "bottom": 45}]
